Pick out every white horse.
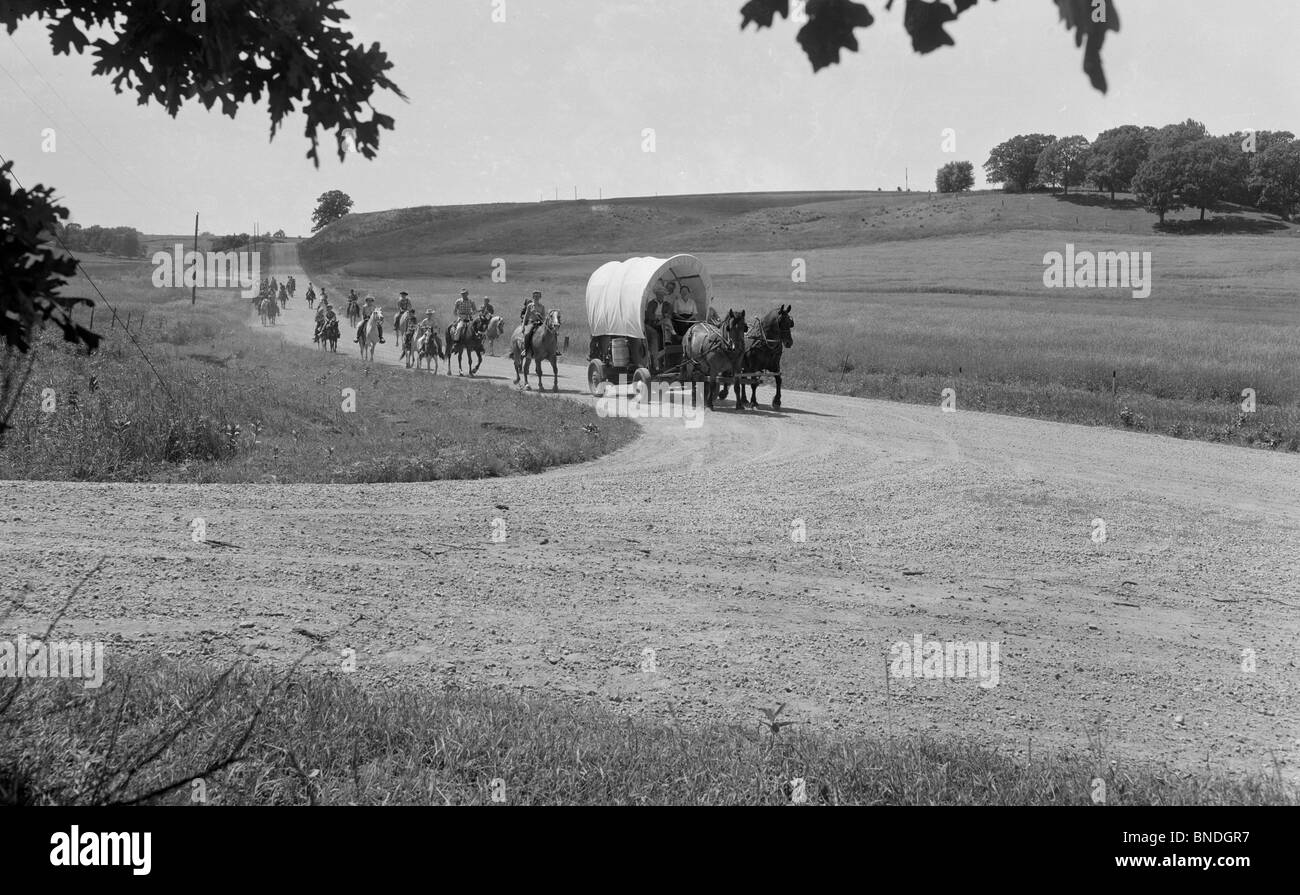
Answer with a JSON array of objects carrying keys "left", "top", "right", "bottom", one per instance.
[
  {"left": 359, "top": 309, "right": 383, "bottom": 362},
  {"left": 484, "top": 315, "right": 505, "bottom": 355}
]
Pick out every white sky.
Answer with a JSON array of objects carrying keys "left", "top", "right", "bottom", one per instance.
[{"left": 2, "top": 0, "right": 1296, "bottom": 234}]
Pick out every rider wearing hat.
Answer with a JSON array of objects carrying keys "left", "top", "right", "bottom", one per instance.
[
  {"left": 416, "top": 307, "right": 439, "bottom": 354},
  {"left": 396, "top": 290, "right": 413, "bottom": 321},
  {"left": 355, "top": 293, "right": 384, "bottom": 343},
  {"left": 520, "top": 290, "right": 546, "bottom": 357},
  {"left": 452, "top": 289, "right": 477, "bottom": 343}
]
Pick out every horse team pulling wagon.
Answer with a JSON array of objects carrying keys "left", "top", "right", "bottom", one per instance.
[{"left": 584, "top": 254, "right": 788, "bottom": 409}]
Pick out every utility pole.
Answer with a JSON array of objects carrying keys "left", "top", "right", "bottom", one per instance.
[{"left": 191, "top": 212, "right": 199, "bottom": 305}]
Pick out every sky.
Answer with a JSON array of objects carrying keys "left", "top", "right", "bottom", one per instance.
[{"left": 2, "top": 0, "right": 1297, "bottom": 235}]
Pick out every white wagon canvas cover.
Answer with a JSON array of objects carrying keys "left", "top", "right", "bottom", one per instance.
[{"left": 585, "top": 254, "right": 712, "bottom": 341}]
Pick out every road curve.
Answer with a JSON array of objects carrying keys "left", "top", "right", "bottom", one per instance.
[{"left": 3, "top": 245, "right": 1298, "bottom": 780}]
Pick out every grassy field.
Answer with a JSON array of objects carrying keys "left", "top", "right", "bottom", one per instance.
[
  {"left": 2, "top": 658, "right": 1292, "bottom": 806},
  {"left": 0, "top": 258, "right": 635, "bottom": 483},
  {"left": 301, "top": 190, "right": 1300, "bottom": 450}
]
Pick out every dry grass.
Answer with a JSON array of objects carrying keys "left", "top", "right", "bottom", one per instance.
[{"left": 2, "top": 658, "right": 1292, "bottom": 806}]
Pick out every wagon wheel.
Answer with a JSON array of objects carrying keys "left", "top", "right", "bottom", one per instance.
[
  {"left": 587, "top": 359, "right": 607, "bottom": 397},
  {"left": 632, "top": 367, "right": 652, "bottom": 405}
]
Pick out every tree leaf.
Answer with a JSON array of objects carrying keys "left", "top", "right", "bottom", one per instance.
[
  {"left": 740, "top": 0, "right": 791, "bottom": 29},
  {"left": 796, "top": 0, "right": 874, "bottom": 71}
]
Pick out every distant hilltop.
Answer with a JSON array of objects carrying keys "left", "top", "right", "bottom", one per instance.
[{"left": 299, "top": 190, "right": 1295, "bottom": 278}]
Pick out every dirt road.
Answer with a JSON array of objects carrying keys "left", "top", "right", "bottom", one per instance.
[{"left": 4, "top": 246, "right": 1298, "bottom": 780}]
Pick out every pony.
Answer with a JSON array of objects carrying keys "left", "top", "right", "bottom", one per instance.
[
  {"left": 358, "top": 308, "right": 383, "bottom": 362},
  {"left": 720, "top": 304, "right": 794, "bottom": 409},
  {"left": 396, "top": 310, "right": 420, "bottom": 367},
  {"left": 484, "top": 314, "right": 505, "bottom": 355},
  {"left": 683, "top": 309, "right": 748, "bottom": 410},
  {"left": 321, "top": 317, "right": 340, "bottom": 353},
  {"left": 445, "top": 315, "right": 486, "bottom": 376},
  {"left": 415, "top": 326, "right": 442, "bottom": 374},
  {"left": 258, "top": 299, "right": 272, "bottom": 326},
  {"left": 511, "top": 309, "right": 562, "bottom": 392},
  {"left": 346, "top": 295, "right": 360, "bottom": 328}
]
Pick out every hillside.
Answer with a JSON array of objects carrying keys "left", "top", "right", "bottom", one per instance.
[{"left": 299, "top": 190, "right": 1297, "bottom": 276}]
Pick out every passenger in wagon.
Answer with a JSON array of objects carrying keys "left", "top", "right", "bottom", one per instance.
[
  {"left": 673, "top": 284, "right": 697, "bottom": 320},
  {"left": 644, "top": 291, "right": 667, "bottom": 372}
]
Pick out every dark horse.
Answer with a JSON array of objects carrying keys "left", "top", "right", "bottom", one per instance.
[
  {"left": 720, "top": 304, "right": 794, "bottom": 409},
  {"left": 683, "top": 309, "right": 748, "bottom": 410},
  {"left": 445, "top": 315, "right": 487, "bottom": 376}
]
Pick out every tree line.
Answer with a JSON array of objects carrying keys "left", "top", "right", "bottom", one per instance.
[
  {"left": 55, "top": 223, "right": 145, "bottom": 258},
  {"left": 978, "top": 122, "right": 1300, "bottom": 223}
]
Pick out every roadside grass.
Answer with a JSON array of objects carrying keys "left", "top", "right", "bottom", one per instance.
[
  {"left": 1, "top": 659, "right": 1292, "bottom": 806},
  {"left": 0, "top": 259, "right": 635, "bottom": 482},
  {"left": 760, "top": 234, "right": 1300, "bottom": 450}
]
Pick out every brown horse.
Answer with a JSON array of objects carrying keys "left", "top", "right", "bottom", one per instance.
[
  {"left": 396, "top": 310, "right": 419, "bottom": 367},
  {"left": 720, "top": 304, "right": 794, "bottom": 409},
  {"left": 415, "top": 326, "right": 442, "bottom": 373},
  {"left": 683, "top": 309, "right": 748, "bottom": 410},
  {"left": 445, "top": 315, "right": 486, "bottom": 376},
  {"left": 510, "top": 309, "right": 562, "bottom": 392},
  {"left": 320, "top": 317, "right": 340, "bottom": 353}
]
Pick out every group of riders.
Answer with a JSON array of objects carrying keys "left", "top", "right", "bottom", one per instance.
[
  {"left": 302, "top": 283, "right": 551, "bottom": 360},
  {"left": 253, "top": 275, "right": 297, "bottom": 323}
]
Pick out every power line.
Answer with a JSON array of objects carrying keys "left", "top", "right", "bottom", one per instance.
[
  {"left": 5, "top": 34, "right": 155, "bottom": 197},
  {"left": 0, "top": 151, "right": 176, "bottom": 405},
  {"left": 0, "top": 55, "right": 140, "bottom": 205}
]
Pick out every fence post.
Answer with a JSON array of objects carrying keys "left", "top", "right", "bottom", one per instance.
[
  {"left": 89, "top": 306, "right": 95, "bottom": 330},
  {"left": 1112, "top": 370, "right": 1117, "bottom": 401}
]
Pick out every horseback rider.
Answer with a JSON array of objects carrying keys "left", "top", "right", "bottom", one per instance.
[
  {"left": 322, "top": 305, "right": 338, "bottom": 340},
  {"left": 481, "top": 296, "right": 495, "bottom": 318},
  {"left": 314, "top": 300, "right": 328, "bottom": 341},
  {"left": 452, "top": 289, "right": 477, "bottom": 343},
  {"left": 306, "top": 284, "right": 316, "bottom": 307},
  {"left": 355, "top": 294, "right": 384, "bottom": 343},
  {"left": 396, "top": 290, "right": 413, "bottom": 325},
  {"left": 415, "top": 307, "right": 438, "bottom": 352},
  {"left": 520, "top": 290, "right": 546, "bottom": 357}
]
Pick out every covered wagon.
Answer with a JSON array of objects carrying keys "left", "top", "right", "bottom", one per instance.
[{"left": 584, "top": 254, "right": 713, "bottom": 396}]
